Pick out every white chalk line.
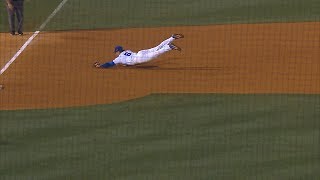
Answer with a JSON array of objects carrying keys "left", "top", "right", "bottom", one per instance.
[{"left": 0, "top": 0, "right": 69, "bottom": 75}]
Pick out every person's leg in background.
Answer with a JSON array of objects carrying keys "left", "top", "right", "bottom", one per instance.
[
  {"left": 14, "top": 0, "right": 24, "bottom": 35},
  {"left": 6, "top": 4, "right": 16, "bottom": 35}
]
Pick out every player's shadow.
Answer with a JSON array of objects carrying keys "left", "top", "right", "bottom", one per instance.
[
  {"left": 133, "top": 65, "right": 223, "bottom": 71},
  {"left": 134, "top": 65, "right": 159, "bottom": 69}
]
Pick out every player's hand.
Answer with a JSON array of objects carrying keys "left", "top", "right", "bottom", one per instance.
[{"left": 93, "top": 62, "right": 101, "bottom": 68}]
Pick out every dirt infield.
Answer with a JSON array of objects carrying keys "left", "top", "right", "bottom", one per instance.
[
  {"left": 0, "top": 33, "right": 33, "bottom": 68},
  {"left": 0, "top": 22, "right": 319, "bottom": 110}
]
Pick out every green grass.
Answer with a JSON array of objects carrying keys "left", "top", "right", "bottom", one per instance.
[
  {"left": 1, "top": 0, "right": 319, "bottom": 32},
  {"left": 0, "top": 0, "right": 62, "bottom": 32},
  {"left": 1, "top": 0, "right": 319, "bottom": 179},
  {"left": 0, "top": 94, "right": 319, "bottom": 179}
]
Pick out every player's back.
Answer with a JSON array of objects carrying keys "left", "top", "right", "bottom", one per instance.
[{"left": 113, "top": 50, "right": 137, "bottom": 65}]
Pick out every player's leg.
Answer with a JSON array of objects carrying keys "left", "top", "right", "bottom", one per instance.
[
  {"left": 135, "top": 43, "right": 181, "bottom": 64},
  {"left": 144, "top": 34, "right": 184, "bottom": 53},
  {"left": 140, "top": 37, "right": 174, "bottom": 54}
]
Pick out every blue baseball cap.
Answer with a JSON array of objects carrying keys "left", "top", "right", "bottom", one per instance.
[{"left": 114, "top": 46, "right": 124, "bottom": 53}]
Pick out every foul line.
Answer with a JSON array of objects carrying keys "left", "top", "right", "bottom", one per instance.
[{"left": 0, "top": 0, "right": 69, "bottom": 75}]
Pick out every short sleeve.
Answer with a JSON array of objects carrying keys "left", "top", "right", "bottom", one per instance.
[{"left": 112, "top": 57, "right": 122, "bottom": 65}]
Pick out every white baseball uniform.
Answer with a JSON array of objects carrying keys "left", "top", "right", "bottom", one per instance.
[{"left": 112, "top": 37, "right": 175, "bottom": 66}]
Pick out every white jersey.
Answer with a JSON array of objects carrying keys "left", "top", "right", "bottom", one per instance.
[
  {"left": 112, "top": 37, "right": 175, "bottom": 66},
  {"left": 112, "top": 50, "right": 137, "bottom": 66}
]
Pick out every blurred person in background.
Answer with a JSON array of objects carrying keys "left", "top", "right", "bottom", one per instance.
[{"left": 5, "top": 0, "right": 24, "bottom": 35}]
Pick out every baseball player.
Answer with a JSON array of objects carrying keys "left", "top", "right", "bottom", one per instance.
[{"left": 94, "top": 34, "right": 184, "bottom": 68}]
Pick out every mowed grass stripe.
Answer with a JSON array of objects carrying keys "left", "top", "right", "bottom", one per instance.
[
  {"left": 1, "top": 0, "right": 320, "bottom": 32},
  {"left": 45, "top": 0, "right": 320, "bottom": 31},
  {"left": 0, "top": 94, "right": 319, "bottom": 179}
]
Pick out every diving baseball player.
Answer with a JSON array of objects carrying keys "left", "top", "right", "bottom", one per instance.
[{"left": 93, "top": 34, "right": 184, "bottom": 68}]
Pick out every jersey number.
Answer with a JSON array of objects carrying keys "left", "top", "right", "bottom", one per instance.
[{"left": 124, "top": 52, "right": 132, "bottom": 56}]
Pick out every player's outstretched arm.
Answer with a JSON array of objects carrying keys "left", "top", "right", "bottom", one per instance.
[
  {"left": 100, "top": 61, "right": 116, "bottom": 68},
  {"left": 94, "top": 61, "right": 116, "bottom": 68}
]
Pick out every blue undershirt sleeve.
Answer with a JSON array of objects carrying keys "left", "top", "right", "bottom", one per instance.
[{"left": 100, "top": 61, "right": 116, "bottom": 68}]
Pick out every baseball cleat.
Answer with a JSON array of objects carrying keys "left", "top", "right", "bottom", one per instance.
[
  {"left": 172, "top": 34, "right": 184, "bottom": 39},
  {"left": 93, "top": 62, "right": 101, "bottom": 68},
  {"left": 169, "top": 43, "right": 182, "bottom": 51}
]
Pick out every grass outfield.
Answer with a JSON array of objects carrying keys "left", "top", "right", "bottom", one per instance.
[
  {"left": 0, "top": 94, "right": 319, "bottom": 179},
  {"left": 1, "top": 0, "right": 319, "bottom": 32},
  {"left": 46, "top": 0, "right": 319, "bottom": 30}
]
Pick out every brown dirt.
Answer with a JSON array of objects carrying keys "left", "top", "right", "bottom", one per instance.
[
  {"left": 0, "top": 33, "right": 33, "bottom": 68},
  {"left": 0, "top": 22, "right": 319, "bottom": 110}
]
